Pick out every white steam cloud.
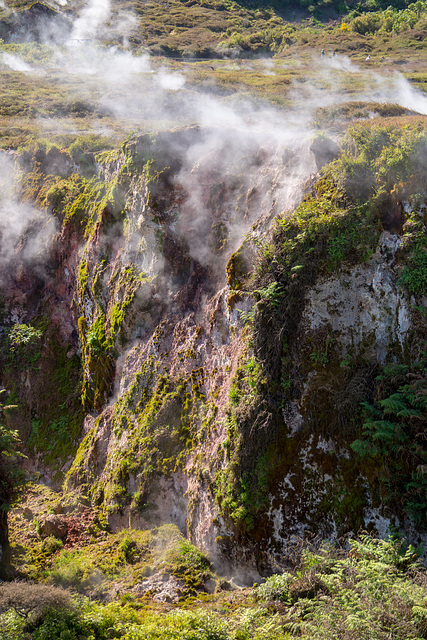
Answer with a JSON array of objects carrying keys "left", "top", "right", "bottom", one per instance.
[
  {"left": 158, "top": 70, "right": 186, "bottom": 92},
  {"left": 0, "top": 154, "right": 57, "bottom": 282},
  {"left": 1, "top": 52, "right": 34, "bottom": 73},
  {"left": 70, "top": 0, "right": 111, "bottom": 41},
  {"left": 2, "top": 0, "right": 427, "bottom": 282},
  {"left": 322, "top": 53, "right": 360, "bottom": 73},
  {"left": 288, "top": 54, "right": 427, "bottom": 118},
  {"left": 366, "top": 73, "right": 427, "bottom": 115}
]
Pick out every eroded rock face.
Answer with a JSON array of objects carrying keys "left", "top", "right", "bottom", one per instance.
[
  {"left": 259, "top": 229, "right": 425, "bottom": 564},
  {"left": 133, "top": 572, "right": 186, "bottom": 603},
  {"left": 1, "top": 126, "right": 425, "bottom": 575},
  {"left": 57, "top": 128, "right": 316, "bottom": 556},
  {"left": 302, "top": 231, "right": 410, "bottom": 364}
]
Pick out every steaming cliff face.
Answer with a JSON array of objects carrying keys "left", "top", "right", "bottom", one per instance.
[
  {"left": 1, "top": 115, "right": 425, "bottom": 578},
  {"left": 60, "top": 127, "right": 316, "bottom": 553}
]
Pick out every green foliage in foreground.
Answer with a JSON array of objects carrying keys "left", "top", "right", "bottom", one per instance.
[
  {"left": 2, "top": 535, "right": 427, "bottom": 639},
  {"left": 254, "top": 535, "right": 427, "bottom": 639}
]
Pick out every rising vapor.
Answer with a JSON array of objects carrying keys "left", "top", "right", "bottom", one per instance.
[
  {"left": 1, "top": 0, "right": 426, "bottom": 283},
  {"left": 0, "top": 153, "right": 57, "bottom": 283},
  {"left": 70, "top": 0, "right": 112, "bottom": 40}
]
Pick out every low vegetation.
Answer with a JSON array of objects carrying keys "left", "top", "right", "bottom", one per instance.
[
  {"left": 0, "top": 0, "right": 426, "bottom": 148},
  {"left": 352, "top": 348, "right": 427, "bottom": 523},
  {"left": 3, "top": 534, "right": 427, "bottom": 639}
]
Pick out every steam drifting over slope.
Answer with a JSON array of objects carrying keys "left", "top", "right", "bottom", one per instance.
[{"left": 0, "top": 153, "right": 57, "bottom": 284}]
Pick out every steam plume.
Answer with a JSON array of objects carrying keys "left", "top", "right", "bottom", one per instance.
[
  {"left": 0, "top": 153, "right": 57, "bottom": 283},
  {"left": 70, "top": 0, "right": 111, "bottom": 41}
]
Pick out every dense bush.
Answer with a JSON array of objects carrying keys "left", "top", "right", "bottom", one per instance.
[
  {"left": 0, "top": 582, "right": 71, "bottom": 619},
  {"left": 349, "top": 1, "right": 427, "bottom": 34},
  {"left": 333, "top": 124, "right": 427, "bottom": 205},
  {"left": 254, "top": 571, "right": 293, "bottom": 603},
  {"left": 253, "top": 536, "right": 427, "bottom": 639},
  {"left": 238, "top": 0, "right": 417, "bottom": 16},
  {"left": 3, "top": 536, "right": 427, "bottom": 639}
]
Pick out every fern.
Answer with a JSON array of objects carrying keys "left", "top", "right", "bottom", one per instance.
[
  {"left": 350, "top": 438, "right": 378, "bottom": 457},
  {"left": 352, "top": 350, "right": 427, "bottom": 523},
  {"left": 379, "top": 393, "right": 407, "bottom": 415},
  {"left": 397, "top": 408, "right": 424, "bottom": 418},
  {"left": 369, "top": 420, "right": 408, "bottom": 445}
]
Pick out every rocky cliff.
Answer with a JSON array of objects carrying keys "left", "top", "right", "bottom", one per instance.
[{"left": 0, "top": 112, "right": 426, "bottom": 577}]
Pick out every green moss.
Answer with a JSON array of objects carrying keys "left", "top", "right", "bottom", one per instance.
[
  {"left": 73, "top": 194, "right": 147, "bottom": 410},
  {"left": 80, "top": 320, "right": 114, "bottom": 413},
  {"left": 107, "top": 266, "right": 144, "bottom": 346},
  {"left": 216, "top": 446, "right": 270, "bottom": 531},
  {"left": 226, "top": 246, "right": 249, "bottom": 290},
  {"left": 164, "top": 539, "right": 213, "bottom": 595},
  {"left": 96, "top": 148, "right": 120, "bottom": 166},
  {"left": 44, "top": 179, "right": 70, "bottom": 215},
  {"left": 78, "top": 258, "right": 89, "bottom": 296},
  {"left": 26, "top": 334, "right": 83, "bottom": 470},
  {"left": 398, "top": 214, "right": 427, "bottom": 296},
  {"left": 70, "top": 342, "right": 210, "bottom": 509},
  {"left": 65, "top": 419, "right": 100, "bottom": 492}
]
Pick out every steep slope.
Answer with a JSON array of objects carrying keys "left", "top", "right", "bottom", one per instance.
[{"left": 1, "top": 112, "right": 426, "bottom": 579}]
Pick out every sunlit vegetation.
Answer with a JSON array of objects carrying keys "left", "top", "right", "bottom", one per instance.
[
  {"left": 3, "top": 532, "right": 427, "bottom": 639},
  {"left": 0, "top": 0, "right": 426, "bottom": 148}
]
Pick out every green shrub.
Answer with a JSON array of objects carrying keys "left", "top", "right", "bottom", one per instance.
[
  {"left": 398, "top": 216, "right": 427, "bottom": 295},
  {"left": 165, "top": 540, "right": 213, "bottom": 591},
  {"left": 6, "top": 323, "right": 43, "bottom": 370},
  {"left": 350, "top": 3, "right": 426, "bottom": 34},
  {"left": 49, "top": 549, "right": 102, "bottom": 591},
  {"left": 121, "top": 610, "right": 230, "bottom": 640},
  {"left": 255, "top": 572, "right": 293, "bottom": 603}
]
